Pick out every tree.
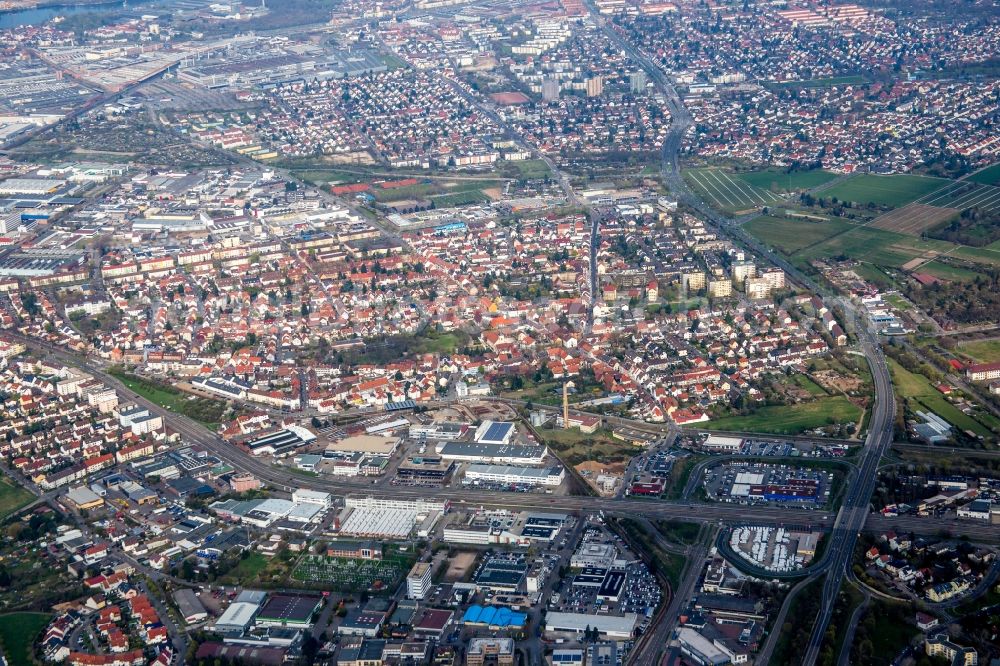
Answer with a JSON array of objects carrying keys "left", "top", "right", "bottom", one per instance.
[{"left": 181, "top": 558, "right": 196, "bottom": 580}]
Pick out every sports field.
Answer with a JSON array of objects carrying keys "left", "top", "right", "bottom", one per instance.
[
  {"left": 685, "top": 168, "right": 784, "bottom": 212},
  {"left": 736, "top": 169, "right": 837, "bottom": 192},
  {"left": 822, "top": 174, "right": 949, "bottom": 207},
  {"left": 968, "top": 162, "right": 1000, "bottom": 187},
  {"left": 870, "top": 203, "right": 958, "bottom": 236}
]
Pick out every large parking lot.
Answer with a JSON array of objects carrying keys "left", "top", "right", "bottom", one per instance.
[
  {"left": 738, "top": 438, "right": 850, "bottom": 458},
  {"left": 549, "top": 563, "right": 659, "bottom": 620},
  {"left": 617, "top": 562, "right": 661, "bottom": 616},
  {"left": 740, "top": 439, "right": 796, "bottom": 457},
  {"left": 702, "top": 462, "right": 834, "bottom": 507}
]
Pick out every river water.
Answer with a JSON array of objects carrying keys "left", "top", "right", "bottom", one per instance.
[{"left": 0, "top": 0, "right": 151, "bottom": 30}]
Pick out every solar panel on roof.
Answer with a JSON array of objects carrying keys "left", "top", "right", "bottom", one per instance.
[{"left": 483, "top": 422, "right": 512, "bottom": 442}]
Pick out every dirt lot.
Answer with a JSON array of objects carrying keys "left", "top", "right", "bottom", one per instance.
[
  {"left": 871, "top": 203, "right": 957, "bottom": 236},
  {"left": 575, "top": 460, "right": 626, "bottom": 496},
  {"left": 442, "top": 551, "right": 478, "bottom": 583},
  {"left": 812, "top": 370, "right": 864, "bottom": 393},
  {"left": 464, "top": 401, "right": 518, "bottom": 421}
]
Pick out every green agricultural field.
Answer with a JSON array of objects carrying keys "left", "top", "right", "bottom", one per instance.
[
  {"left": 967, "top": 162, "right": 1000, "bottom": 187},
  {"left": 0, "top": 612, "right": 50, "bottom": 666},
  {"left": 958, "top": 338, "right": 1000, "bottom": 364},
  {"left": 743, "top": 215, "right": 856, "bottom": 254},
  {"left": 0, "top": 477, "right": 32, "bottom": 520},
  {"left": 798, "top": 225, "right": 995, "bottom": 269},
  {"left": 736, "top": 169, "right": 838, "bottom": 192},
  {"left": 953, "top": 245, "right": 1000, "bottom": 266},
  {"left": 917, "top": 180, "right": 1000, "bottom": 212},
  {"left": 888, "top": 359, "right": 993, "bottom": 438},
  {"left": 703, "top": 396, "right": 862, "bottom": 435},
  {"left": 746, "top": 213, "right": 1000, "bottom": 273},
  {"left": 822, "top": 174, "right": 949, "bottom": 207},
  {"left": 918, "top": 260, "right": 980, "bottom": 283},
  {"left": 685, "top": 168, "right": 784, "bottom": 213}
]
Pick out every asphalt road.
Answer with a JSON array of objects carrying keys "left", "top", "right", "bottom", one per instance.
[
  {"left": 579, "top": 8, "right": 901, "bottom": 665},
  {"left": 802, "top": 336, "right": 895, "bottom": 665},
  {"left": 7, "top": 332, "right": 835, "bottom": 529},
  {"left": 836, "top": 590, "right": 871, "bottom": 666}
]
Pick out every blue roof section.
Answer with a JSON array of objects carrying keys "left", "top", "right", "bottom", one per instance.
[
  {"left": 434, "top": 222, "right": 466, "bottom": 234},
  {"left": 482, "top": 421, "right": 514, "bottom": 443},
  {"left": 460, "top": 605, "right": 527, "bottom": 627},
  {"left": 386, "top": 400, "right": 416, "bottom": 412}
]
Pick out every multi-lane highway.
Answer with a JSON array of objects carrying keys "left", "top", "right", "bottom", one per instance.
[
  {"left": 19, "top": 315, "right": 1000, "bottom": 666},
  {"left": 802, "top": 336, "right": 895, "bottom": 665},
  {"left": 581, "top": 5, "right": 901, "bottom": 664}
]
